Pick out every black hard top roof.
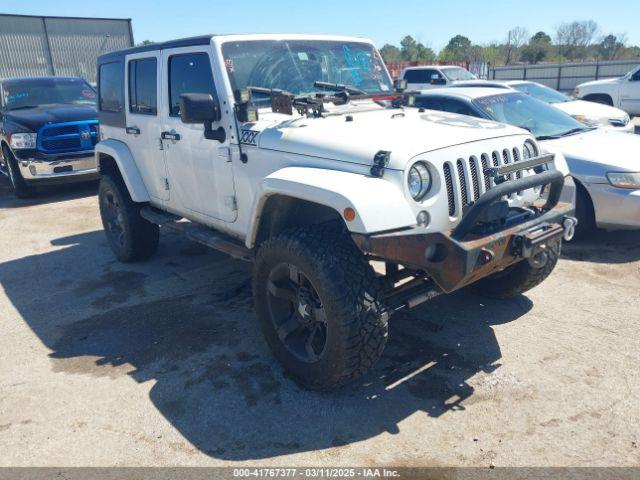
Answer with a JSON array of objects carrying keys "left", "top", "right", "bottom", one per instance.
[{"left": 98, "top": 35, "right": 214, "bottom": 63}]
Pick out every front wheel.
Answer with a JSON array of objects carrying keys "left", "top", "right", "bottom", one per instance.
[
  {"left": 473, "top": 244, "right": 559, "bottom": 299},
  {"left": 3, "top": 146, "right": 33, "bottom": 199},
  {"left": 253, "top": 224, "right": 388, "bottom": 390},
  {"left": 99, "top": 174, "right": 159, "bottom": 262}
]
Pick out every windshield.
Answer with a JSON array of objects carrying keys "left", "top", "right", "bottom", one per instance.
[
  {"left": 441, "top": 67, "right": 476, "bottom": 81},
  {"left": 2, "top": 78, "right": 96, "bottom": 110},
  {"left": 221, "top": 40, "right": 392, "bottom": 104},
  {"left": 474, "top": 92, "right": 589, "bottom": 139},
  {"left": 512, "top": 82, "right": 570, "bottom": 104}
]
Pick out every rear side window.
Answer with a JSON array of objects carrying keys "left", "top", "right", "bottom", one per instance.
[
  {"left": 403, "top": 69, "right": 441, "bottom": 83},
  {"left": 169, "top": 53, "right": 216, "bottom": 116},
  {"left": 415, "top": 96, "right": 479, "bottom": 117},
  {"left": 129, "top": 58, "right": 157, "bottom": 115},
  {"left": 99, "top": 62, "right": 123, "bottom": 112}
]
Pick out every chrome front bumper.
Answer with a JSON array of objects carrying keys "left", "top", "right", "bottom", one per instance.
[{"left": 17, "top": 151, "right": 98, "bottom": 183}]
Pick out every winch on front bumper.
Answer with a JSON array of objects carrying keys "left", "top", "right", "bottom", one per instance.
[{"left": 352, "top": 168, "right": 576, "bottom": 294}]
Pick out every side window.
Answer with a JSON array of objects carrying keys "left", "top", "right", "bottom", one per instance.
[
  {"left": 441, "top": 98, "right": 478, "bottom": 117},
  {"left": 631, "top": 68, "right": 640, "bottom": 81},
  {"left": 414, "top": 96, "right": 443, "bottom": 110},
  {"left": 404, "top": 70, "right": 427, "bottom": 83},
  {"left": 169, "top": 53, "right": 216, "bottom": 117},
  {"left": 99, "top": 62, "right": 123, "bottom": 112},
  {"left": 129, "top": 58, "right": 157, "bottom": 115}
]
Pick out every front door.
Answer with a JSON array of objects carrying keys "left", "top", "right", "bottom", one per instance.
[
  {"left": 160, "top": 47, "right": 237, "bottom": 222},
  {"left": 620, "top": 67, "right": 640, "bottom": 115},
  {"left": 124, "top": 51, "right": 169, "bottom": 201}
]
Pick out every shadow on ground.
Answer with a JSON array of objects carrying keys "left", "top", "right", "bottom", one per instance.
[
  {"left": 0, "top": 176, "right": 97, "bottom": 208},
  {"left": 562, "top": 229, "right": 640, "bottom": 264},
  {"left": 0, "top": 222, "right": 537, "bottom": 460}
]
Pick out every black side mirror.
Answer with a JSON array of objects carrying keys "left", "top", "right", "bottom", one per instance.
[
  {"left": 430, "top": 78, "right": 447, "bottom": 86},
  {"left": 394, "top": 79, "right": 407, "bottom": 92},
  {"left": 179, "top": 93, "right": 226, "bottom": 142},
  {"left": 179, "top": 93, "right": 221, "bottom": 123}
]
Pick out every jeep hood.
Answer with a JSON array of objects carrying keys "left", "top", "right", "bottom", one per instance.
[{"left": 252, "top": 106, "right": 528, "bottom": 169}]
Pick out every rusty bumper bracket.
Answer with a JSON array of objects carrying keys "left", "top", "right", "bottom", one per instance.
[
  {"left": 453, "top": 168, "right": 564, "bottom": 240},
  {"left": 353, "top": 169, "right": 573, "bottom": 295}
]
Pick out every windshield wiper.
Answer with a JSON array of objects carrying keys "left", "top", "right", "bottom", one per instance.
[
  {"left": 537, "top": 127, "right": 592, "bottom": 140},
  {"left": 314, "top": 81, "right": 367, "bottom": 95}
]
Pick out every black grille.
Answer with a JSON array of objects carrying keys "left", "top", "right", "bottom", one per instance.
[
  {"left": 41, "top": 125, "right": 78, "bottom": 137},
  {"left": 513, "top": 147, "right": 522, "bottom": 179},
  {"left": 469, "top": 156, "right": 480, "bottom": 201},
  {"left": 492, "top": 151, "right": 500, "bottom": 167},
  {"left": 456, "top": 159, "right": 468, "bottom": 208},
  {"left": 42, "top": 137, "right": 81, "bottom": 150},
  {"left": 443, "top": 163, "right": 455, "bottom": 216},
  {"left": 481, "top": 154, "right": 491, "bottom": 190}
]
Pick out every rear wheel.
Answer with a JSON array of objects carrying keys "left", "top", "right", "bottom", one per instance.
[
  {"left": 473, "top": 245, "right": 559, "bottom": 299},
  {"left": 99, "top": 174, "right": 159, "bottom": 262},
  {"left": 2, "top": 146, "right": 33, "bottom": 199},
  {"left": 253, "top": 224, "right": 388, "bottom": 390}
]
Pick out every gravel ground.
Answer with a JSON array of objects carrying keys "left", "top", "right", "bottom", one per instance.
[{"left": 0, "top": 179, "right": 638, "bottom": 467}]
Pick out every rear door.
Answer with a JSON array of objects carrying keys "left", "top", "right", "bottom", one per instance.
[
  {"left": 620, "top": 67, "right": 640, "bottom": 115},
  {"left": 160, "top": 46, "right": 237, "bottom": 222},
  {"left": 124, "top": 52, "right": 169, "bottom": 201}
]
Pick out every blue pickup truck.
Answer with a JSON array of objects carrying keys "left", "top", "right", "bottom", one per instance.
[{"left": 0, "top": 76, "right": 99, "bottom": 197}]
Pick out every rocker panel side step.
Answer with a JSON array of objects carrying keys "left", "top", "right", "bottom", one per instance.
[{"left": 140, "top": 206, "right": 253, "bottom": 262}]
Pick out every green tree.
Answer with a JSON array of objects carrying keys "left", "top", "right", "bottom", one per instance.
[
  {"left": 520, "top": 31, "right": 552, "bottom": 64},
  {"left": 399, "top": 35, "right": 436, "bottom": 62},
  {"left": 439, "top": 35, "right": 472, "bottom": 62},
  {"left": 379, "top": 44, "right": 402, "bottom": 62},
  {"left": 598, "top": 34, "right": 626, "bottom": 60}
]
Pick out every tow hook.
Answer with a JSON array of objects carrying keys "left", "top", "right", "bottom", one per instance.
[{"left": 562, "top": 216, "right": 578, "bottom": 242}]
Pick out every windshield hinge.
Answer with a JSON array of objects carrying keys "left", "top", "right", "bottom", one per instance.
[{"left": 371, "top": 150, "right": 391, "bottom": 178}]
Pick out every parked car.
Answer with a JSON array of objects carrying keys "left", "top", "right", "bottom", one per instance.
[
  {"left": 401, "top": 65, "right": 477, "bottom": 90},
  {"left": 0, "top": 76, "right": 99, "bottom": 198},
  {"left": 412, "top": 88, "right": 640, "bottom": 236},
  {"left": 95, "top": 34, "right": 575, "bottom": 390},
  {"left": 450, "top": 80, "right": 633, "bottom": 133},
  {"left": 574, "top": 65, "right": 640, "bottom": 115}
]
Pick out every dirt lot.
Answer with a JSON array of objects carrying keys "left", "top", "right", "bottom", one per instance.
[{"left": 0, "top": 179, "right": 638, "bottom": 467}]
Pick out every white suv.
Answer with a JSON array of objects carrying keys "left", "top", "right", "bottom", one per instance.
[
  {"left": 95, "top": 34, "right": 575, "bottom": 390},
  {"left": 574, "top": 65, "right": 640, "bottom": 116}
]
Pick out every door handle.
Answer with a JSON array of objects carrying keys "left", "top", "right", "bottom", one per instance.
[
  {"left": 161, "top": 131, "right": 181, "bottom": 141},
  {"left": 126, "top": 126, "right": 141, "bottom": 135}
]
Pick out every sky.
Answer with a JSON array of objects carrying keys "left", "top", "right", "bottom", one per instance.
[{"left": 3, "top": 0, "right": 639, "bottom": 51}]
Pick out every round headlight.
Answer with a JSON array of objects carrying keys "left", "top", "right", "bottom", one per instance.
[
  {"left": 522, "top": 140, "right": 538, "bottom": 159},
  {"left": 408, "top": 162, "right": 431, "bottom": 200}
]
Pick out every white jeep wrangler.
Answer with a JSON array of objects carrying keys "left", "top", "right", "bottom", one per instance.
[{"left": 95, "top": 34, "right": 576, "bottom": 390}]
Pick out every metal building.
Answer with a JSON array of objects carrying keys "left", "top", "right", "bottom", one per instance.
[{"left": 0, "top": 13, "right": 133, "bottom": 84}]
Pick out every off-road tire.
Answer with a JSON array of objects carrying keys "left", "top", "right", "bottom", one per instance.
[
  {"left": 2, "top": 146, "right": 33, "bottom": 199},
  {"left": 473, "top": 245, "right": 559, "bottom": 299},
  {"left": 253, "top": 223, "right": 389, "bottom": 390},
  {"left": 572, "top": 183, "right": 595, "bottom": 241},
  {"left": 98, "top": 173, "right": 159, "bottom": 262}
]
